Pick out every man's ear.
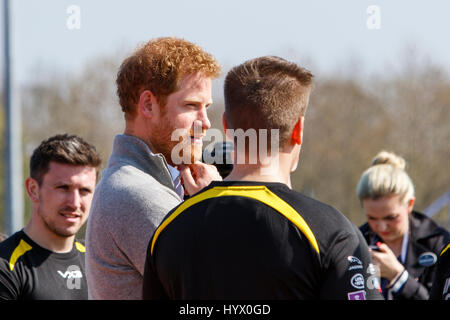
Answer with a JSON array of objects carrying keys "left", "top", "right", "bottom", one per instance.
[
  {"left": 222, "top": 113, "right": 232, "bottom": 139},
  {"left": 138, "top": 90, "right": 156, "bottom": 118},
  {"left": 291, "top": 116, "right": 304, "bottom": 145},
  {"left": 25, "top": 177, "right": 40, "bottom": 203}
]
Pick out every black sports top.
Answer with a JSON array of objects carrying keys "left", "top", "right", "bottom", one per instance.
[
  {"left": 143, "top": 181, "right": 383, "bottom": 300},
  {"left": 0, "top": 230, "right": 88, "bottom": 300},
  {"left": 430, "top": 244, "right": 450, "bottom": 300}
]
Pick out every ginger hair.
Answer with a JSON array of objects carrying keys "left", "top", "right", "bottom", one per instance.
[{"left": 116, "top": 37, "right": 221, "bottom": 118}]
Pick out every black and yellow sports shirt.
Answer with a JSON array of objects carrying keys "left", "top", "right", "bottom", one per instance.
[
  {"left": 430, "top": 243, "right": 450, "bottom": 300},
  {"left": 143, "top": 181, "right": 383, "bottom": 300},
  {"left": 0, "top": 230, "right": 88, "bottom": 300}
]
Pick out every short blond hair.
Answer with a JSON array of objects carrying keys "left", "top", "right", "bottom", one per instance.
[
  {"left": 116, "top": 37, "right": 221, "bottom": 118},
  {"left": 356, "top": 151, "right": 415, "bottom": 204}
]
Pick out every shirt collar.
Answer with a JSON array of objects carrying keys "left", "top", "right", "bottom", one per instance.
[
  {"left": 399, "top": 229, "right": 409, "bottom": 264},
  {"left": 167, "top": 165, "right": 180, "bottom": 182},
  {"left": 143, "top": 138, "right": 179, "bottom": 183}
]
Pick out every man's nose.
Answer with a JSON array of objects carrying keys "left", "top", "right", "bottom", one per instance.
[
  {"left": 198, "top": 107, "right": 211, "bottom": 131},
  {"left": 66, "top": 190, "right": 82, "bottom": 210}
]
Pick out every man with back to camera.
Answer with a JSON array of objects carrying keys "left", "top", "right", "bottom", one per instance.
[
  {"left": 0, "top": 134, "right": 101, "bottom": 300},
  {"left": 85, "top": 37, "right": 222, "bottom": 299},
  {"left": 430, "top": 243, "right": 450, "bottom": 300},
  {"left": 142, "top": 56, "right": 384, "bottom": 300}
]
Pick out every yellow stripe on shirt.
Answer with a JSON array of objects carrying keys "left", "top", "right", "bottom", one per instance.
[
  {"left": 75, "top": 241, "right": 86, "bottom": 253},
  {"left": 9, "top": 239, "right": 32, "bottom": 271},
  {"left": 440, "top": 243, "right": 450, "bottom": 256},
  {"left": 151, "top": 185, "right": 320, "bottom": 255}
]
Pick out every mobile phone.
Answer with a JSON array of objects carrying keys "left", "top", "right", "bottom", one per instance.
[
  {"left": 202, "top": 141, "right": 234, "bottom": 178},
  {"left": 369, "top": 245, "right": 381, "bottom": 251}
]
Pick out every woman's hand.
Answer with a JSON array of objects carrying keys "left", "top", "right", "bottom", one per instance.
[{"left": 370, "top": 242, "right": 405, "bottom": 283}]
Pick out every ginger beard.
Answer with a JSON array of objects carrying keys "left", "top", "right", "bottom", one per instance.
[
  {"left": 152, "top": 114, "right": 205, "bottom": 166},
  {"left": 149, "top": 72, "right": 212, "bottom": 167}
]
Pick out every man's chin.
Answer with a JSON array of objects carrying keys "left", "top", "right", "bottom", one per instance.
[
  {"left": 191, "top": 145, "right": 203, "bottom": 164},
  {"left": 181, "top": 152, "right": 202, "bottom": 165},
  {"left": 51, "top": 227, "right": 79, "bottom": 239},
  {"left": 169, "top": 144, "right": 202, "bottom": 165}
]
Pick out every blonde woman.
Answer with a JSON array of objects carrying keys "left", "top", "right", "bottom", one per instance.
[{"left": 357, "top": 151, "right": 449, "bottom": 300}]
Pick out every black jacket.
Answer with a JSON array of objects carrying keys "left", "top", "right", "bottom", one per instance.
[{"left": 360, "top": 211, "right": 450, "bottom": 300}]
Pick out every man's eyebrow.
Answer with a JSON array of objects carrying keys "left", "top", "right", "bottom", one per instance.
[
  {"left": 52, "top": 180, "right": 70, "bottom": 186},
  {"left": 184, "top": 99, "right": 200, "bottom": 104},
  {"left": 184, "top": 99, "right": 213, "bottom": 107}
]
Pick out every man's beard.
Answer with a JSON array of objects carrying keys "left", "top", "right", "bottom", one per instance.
[
  {"left": 152, "top": 120, "right": 203, "bottom": 166},
  {"left": 37, "top": 205, "right": 81, "bottom": 238}
]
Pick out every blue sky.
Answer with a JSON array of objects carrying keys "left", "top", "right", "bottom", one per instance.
[{"left": 6, "top": 0, "right": 450, "bottom": 84}]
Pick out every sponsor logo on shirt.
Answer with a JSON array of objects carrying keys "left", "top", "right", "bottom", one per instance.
[
  {"left": 348, "top": 290, "right": 366, "bottom": 300},
  {"left": 351, "top": 273, "right": 365, "bottom": 289},
  {"left": 57, "top": 265, "right": 83, "bottom": 289},
  {"left": 347, "top": 256, "right": 363, "bottom": 271}
]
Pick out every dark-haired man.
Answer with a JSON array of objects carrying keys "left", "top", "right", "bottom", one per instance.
[
  {"left": 0, "top": 134, "right": 101, "bottom": 300},
  {"left": 143, "top": 56, "right": 383, "bottom": 300}
]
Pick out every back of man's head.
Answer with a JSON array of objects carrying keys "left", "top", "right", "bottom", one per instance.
[
  {"left": 224, "top": 56, "right": 313, "bottom": 147},
  {"left": 116, "top": 37, "right": 221, "bottom": 120},
  {"left": 30, "top": 134, "right": 102, "bottom": 185}
]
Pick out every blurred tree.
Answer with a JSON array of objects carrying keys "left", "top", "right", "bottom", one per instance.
[
  {"left": 21, "top": 55, "right": 124, "bottom": 161},
  {"left": 8, "top": 50, "right": 447, "bottom": 237},
  {"left": 20, "top": 55, "right": 125, "bottom": 237},
  {"left": 291, "top": 55, "right": 450, "bottom": 227},
  {"left": 376, "top": 62, "right": 450, "bottom": 227},
  {"left": 292, "top": 77, "right": 392, "bottom": 225}
]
